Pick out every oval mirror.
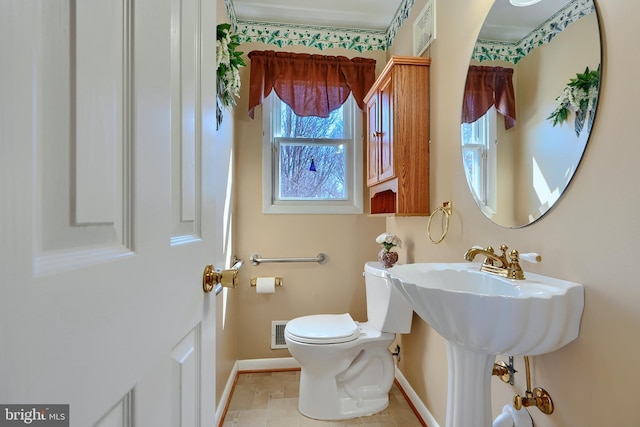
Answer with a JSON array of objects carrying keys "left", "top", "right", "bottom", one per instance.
[{"left": 460, "top": 0, "right": 601, "bottom": 227}]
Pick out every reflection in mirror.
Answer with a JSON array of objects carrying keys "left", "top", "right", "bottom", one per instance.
[{"left": 461, "top": 0, "right": 601, "bottom": 227}]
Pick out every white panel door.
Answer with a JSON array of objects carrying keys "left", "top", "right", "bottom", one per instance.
[{"left": 0, "top": 1, "right": 222, "bottom": 426}]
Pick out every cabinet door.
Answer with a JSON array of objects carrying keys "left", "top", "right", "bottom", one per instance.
[
  {"left": 378, "top": 74, "right": 394, "bottom": 182},
  {"left": 366, "top": 93, "right": 380, "bottom": 186}
]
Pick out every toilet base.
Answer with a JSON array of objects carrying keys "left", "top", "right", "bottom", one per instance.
[
  {"left": 298, "top": 369, "right": 391, "bottom": 421},
  {"left": 300, "top": 396, "right": 389, "bottom": 421},
  {"left": 337, "top": 395, "right": 388, "bottom": 420},
  {"left": 296, "top": 344, "right": 396, "bottom": 420}
]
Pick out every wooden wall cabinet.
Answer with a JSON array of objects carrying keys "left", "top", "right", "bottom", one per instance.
[{"left": 364, "top": 56, "right": 431, "bottom": 216}]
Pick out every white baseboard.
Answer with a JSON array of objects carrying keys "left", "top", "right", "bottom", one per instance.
[
  {"left": 237, "top": 357, "right": 300, "bottom": 371},
  {"left": 215, "top": 361, "right": 238, "bottom": 426},
  {"left": 215, "top": 359, "right": 439, "bottom": 427},
  {"left": 394, "top": 368, "right": 441, "bottom": 427}
]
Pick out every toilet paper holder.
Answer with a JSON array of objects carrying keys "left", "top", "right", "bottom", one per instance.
[{"left": 250, "top": 277, "right": 283, "bottom": 287}]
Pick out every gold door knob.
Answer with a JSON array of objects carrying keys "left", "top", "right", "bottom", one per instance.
[
  {"left": 219, "top": 268, "right": 238, "bottom": 288},
  {"left": 203, "top": 264, "right": 217, "bottom": 293},
  {"left": 202, "top": 263, "right": 241, "bottom": 293}
]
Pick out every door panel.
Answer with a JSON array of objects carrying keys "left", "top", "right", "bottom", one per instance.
[
  {"left": 171, "top": 326, "right": 201, "bottom": 427},
  {"left": 0, "top": 1, "right": 219, "bottom": 426},
  {"left": 35, "top": 0, "right": 132, "bottom": 275},
  {"left": 74, "top": 0, "right": 125, "bottom": 225},
  {"left": 171, "top": 0, "right": 200, "bottom": 242},
  {"left": 94, "top": 393, "right": 133, "bottom": 427}
]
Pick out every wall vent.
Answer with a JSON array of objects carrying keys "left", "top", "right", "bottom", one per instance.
[{"left": 271, "top": 321, "right": 289, "bottom": 349}]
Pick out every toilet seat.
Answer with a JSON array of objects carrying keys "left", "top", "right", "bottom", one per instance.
[{"left": 285, "top": 313, "right": 360, "bottom": 344}]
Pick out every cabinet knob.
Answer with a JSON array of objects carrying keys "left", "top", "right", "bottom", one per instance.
[{"left": 372, "top": 131, "right": 382, "bottom": 137}]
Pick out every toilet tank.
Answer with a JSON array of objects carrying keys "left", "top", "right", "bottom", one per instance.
[{"left": 363, "top": 262, "right": 413, "bottom": 334}]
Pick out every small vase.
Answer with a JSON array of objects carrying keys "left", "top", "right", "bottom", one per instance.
[{"left": 378, "top": 249, "right": 399, "bottom": 268}]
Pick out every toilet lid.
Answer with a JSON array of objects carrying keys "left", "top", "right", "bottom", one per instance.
[{"left": 285, "top": 313, "right": 360, "bottom": 344}]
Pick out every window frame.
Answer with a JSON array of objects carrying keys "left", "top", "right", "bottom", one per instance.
[
  {"left": 261, "top": 93, "right": 363, "bottom": 214},
  {"left": 461, "top": 106, "right": 498, "bottom": 214}
]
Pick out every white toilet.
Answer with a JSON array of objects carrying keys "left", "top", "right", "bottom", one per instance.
[{"left": 284, "top": 261, "right": 413, "bottom": 420}]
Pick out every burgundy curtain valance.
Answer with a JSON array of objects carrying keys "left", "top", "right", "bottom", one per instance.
[
  {"left": 462, "top": 65, "right": 516, "bottom": 130},
  {"left": 247, "top": 50, "right": 376, "bottom": 119}
]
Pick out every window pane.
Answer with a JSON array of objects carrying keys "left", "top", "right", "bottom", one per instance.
[
  {"left": 461, "top": 122, "right": 474, "bottom": 145},
  {"left": 462, "top": 146, "right": 484, "bottom": 201},
  {"left": 279, "top": 103, "right": 346, "bottom": 139},
  {"left": 278, "top": 142, "right": 346, "bottom": 200}
]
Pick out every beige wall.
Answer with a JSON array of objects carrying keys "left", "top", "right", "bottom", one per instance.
[
  {"left": 231, "top": 42, "right": 388, "bottom": 361},
  {"left": 388, "top": 0, "right": 640, "bottom": 426},
  {"left": 218, "top": 0, "right": 640, "bottom": 425},
  {"left": 214, "top": 17, "right": 390, "bottom": 400}
]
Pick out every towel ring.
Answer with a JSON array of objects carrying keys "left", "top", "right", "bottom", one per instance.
[{"left": 427, "top": 202, "right": 452, "bottom": 244}]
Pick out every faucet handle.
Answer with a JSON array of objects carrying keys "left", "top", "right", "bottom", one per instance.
[
  {"left": 520, "top": 253, "right": 542, "bottom": 263},
  {"left": 482, "top": 246, "right": 496, "bottom": 266},
  {"left": 507, "top": 250, "right": 525, "bottom": 280}
]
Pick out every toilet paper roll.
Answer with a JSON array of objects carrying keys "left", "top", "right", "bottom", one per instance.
[{"left": 256, "top": 277, "right": 276, "bottom": 294}]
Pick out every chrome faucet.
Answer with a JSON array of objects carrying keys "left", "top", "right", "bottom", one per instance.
[{"left": 464, "top": 244, "right": 525, "bottom": 280}]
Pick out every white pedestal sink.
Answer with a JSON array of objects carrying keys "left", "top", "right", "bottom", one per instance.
[{"left": 387, "top": 263, "right": 584, "bottom": 427}]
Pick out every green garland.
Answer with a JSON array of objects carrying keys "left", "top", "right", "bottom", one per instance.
[
  {"left": 216, "top": 23, "right": 246, "bottom": 128},
  {"left": 547, "top": 66, "right": 600, "bottom": 137}
]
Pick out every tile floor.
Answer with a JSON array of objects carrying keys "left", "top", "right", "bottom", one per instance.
[{"left": 221, "top": 370, "right": 426, "bottom": 427}]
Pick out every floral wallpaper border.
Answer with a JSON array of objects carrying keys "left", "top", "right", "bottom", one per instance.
[
  {"left": 224, "top": 0, "right": 414, "bottom": 52},
  {"left": 472, "top": 0, "right": 595, "bottom": 64},
  {"left": 235, "top": 21, "right": 388, "bottom": 52},
  {"left": 386, "top": 0, "right": 415, "bottom": 48}
]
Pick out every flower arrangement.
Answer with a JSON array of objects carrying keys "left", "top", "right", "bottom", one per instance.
[
  {"left": 376, "top": 233, "right": 401, "bottom": 268},
  {"left": 547, "top": 66, "right": 600, "bottom": 137},
  {"left": 216, "top": 23, "right": 246, "bottom": 128},
  {"left": 376, "top": 233, "right": 402, "bottom": 252}
]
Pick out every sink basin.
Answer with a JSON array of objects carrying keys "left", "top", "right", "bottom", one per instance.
[
  {"left": 386, "top": 262, "right": 584, "bottom": 427},
  {"left": 388, "top": 262, "right": 584, "bottom": 356}
]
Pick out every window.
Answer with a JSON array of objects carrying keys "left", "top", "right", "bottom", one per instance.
[
  {"left": 461, "top": 106, "right": 497, "bottom": 213},
  {"left": 262, "top": 93, "right": 363, "bottom": 214}
]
